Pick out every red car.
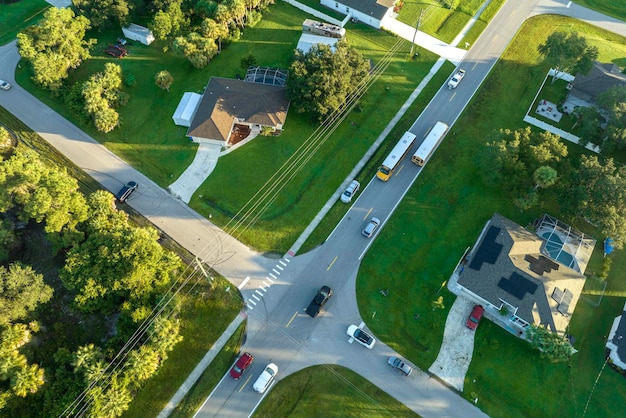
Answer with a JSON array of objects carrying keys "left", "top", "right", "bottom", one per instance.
[
  {"left": 466, "top": 305, "right": 485, "bottom": 330},
  {"left": 230, "top": 352, "right": 254, "bottom": 380}
]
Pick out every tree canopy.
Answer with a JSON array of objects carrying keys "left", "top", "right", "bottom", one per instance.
[
  {"left": 72, "top": 0, "right": 131, "bottom": 30},
  {"left": 17, "top": 8, "right": 96, "bottom": 91},
  {"left": 82, "top": 63, "right": 127, "bottom": 133},
  {"left": 537, "top": 31, "right": 598, "bottom": 84},
  {"left": 287, "top": 41, "right": 370, "bottom": 122},
  {"left": 526, "top": 325, "right": 575, "bottom": 363},
  {"left": 559, "top": 155, "right": 626, "bottom": 249},
  {"left": 0, "top": 263, "right": 53, "bottom": 327}
]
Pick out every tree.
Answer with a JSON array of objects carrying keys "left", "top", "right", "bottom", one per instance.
[
  {"left": 72, "top": 0, "right": 131, "bottom": 30},
  {"left": 537, "top": 31, "right": 598, "bottom": 84},
  {"left": 173, "top": 32, "right": 218, "bottom": 68},
  {"left": 82, "top": 63, "right": 125, "bottom": 132},
  {"left": 149, "top": 0, "right": 188, "bottom": 40},
  {"left": 17, "top": 8, "right": 96, "bottom": 91},
  {"left": 596, "top": 85, "right": 626, "bottom": 151},
  {"left": 287, "top": 41, "right": 370, "bottom": 122},
  {"left": 0, "top": 323, "right": 46, "bottom": 406},
  {"left": 60, "top": 191, "right": 182, "bottom": 317},
  {"left": 0, "top": 127, "right": 11, "bottom": 154},
  {"left": 0, "top": 148, "right": 89, "bottom": 247},
  {"left": 533, "top": 165, "right": 558, "bottom": 190},
  {"left": 201, "top": 18, "right": 229, "bottom": 52},
  {"left": 0, "top": 263, "right": 53, "bottom": 326},
  {"left": 573, "top": 105, "right": 604, "bottom": 148},
  {"left": 240, "top": 53, "right": 256, "bottom": 72},
  {"left": 526, "top": 324, "right": 575, "bottom": 363},
  {"left": 155, "top": 70, "right": 174, "bottom": 92},
  {"left": 560, "top": 155, "right": 626, "bottom": 249}
]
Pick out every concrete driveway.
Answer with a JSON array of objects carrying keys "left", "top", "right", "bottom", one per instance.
[{"left": 428, "top": 296, "right": 477, "bottom": 391}]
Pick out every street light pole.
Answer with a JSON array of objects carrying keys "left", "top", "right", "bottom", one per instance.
[{"left": 410, "top": 9, "right": 426, "bottom": 56}]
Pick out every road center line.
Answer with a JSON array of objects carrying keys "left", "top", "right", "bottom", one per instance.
[
  {"left": 363, "top": 208, "right": 373, "bottom": 220},
  {"left": 239, "top": 374, "right": 253, "bottom": 392},
  {"left": 285, "top": 311, "right": 298, "bottom": 328},
  {"left": 327, "top": 256, "right": 338, "bottom": 271}
]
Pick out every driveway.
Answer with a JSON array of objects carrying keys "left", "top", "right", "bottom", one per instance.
[
  {"left": 168, "top": 142, "right": 221, "bottom": 203},
  {"left": 428, "top": 296, "right": 477, "bottom": 391}
]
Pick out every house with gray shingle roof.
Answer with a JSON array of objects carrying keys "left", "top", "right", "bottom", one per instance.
[
  {"left": 320, "top": 0, "right": 396, "bottom": 29},
  {"left": 607, "top": 301, "right": 626, "bottom": 372},
  {"left": 457, "top": 214, "right": 594, "bottom": 336},
  {"left": 568, "top": 61, "right": 626, "bottom": 104},
  {"left": 187, "top": 77, "right": 290, "bottom": 147}
]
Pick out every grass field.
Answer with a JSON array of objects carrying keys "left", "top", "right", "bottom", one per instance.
[
  {"left": 0, "top": 0, "right": 49, "bottom": 46},
  {"left": 253, "top": 365, "right": 418, "bottom": 418},
  {"left": 357, "top": 14, "right": 626, "bottom": 418},
  {"left": 573, "top": 0, "right": 626, "bottom": 20}
]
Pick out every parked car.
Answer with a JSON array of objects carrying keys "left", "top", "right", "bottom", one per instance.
[
  {"left": 116, "top": 181, "right": 138, "bottom": 203},
  {"left": 0, "top": 80, "right": 11, "bottom": 91},
  {"left": 340, "top": 180, "right": 360, "bottom": 203},
  {"left": 346, "top": 324, "right": 376, "bottom": 349},
  {"left": 305, "top": 285, "right": 333, "bottom": 317},
  {"left": 229, "top": 352, "right": 254, "bottom": 380},
  {"left": 253, "top": 363, "right": 278, "bottom": 393},
  {"left": 447, "top": 69, "right": 466, "bottom": 89},
  {"left": 466, "top": 304, "right": 485, "bottom": 330},
  {"left": 387, "top": 356, "right": 412, "bottom": 376},
  {"left": 362, "top": 217, "right": 380, "bottom": 238}
]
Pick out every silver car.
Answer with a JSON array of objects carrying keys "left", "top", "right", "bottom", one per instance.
[
  {"left": 362, "top": 217, "right": 380, "bottom": 238},
  {"left": 387, "top": 356, "right": 412, "bottom": 376},
  {"left": 0, "top": 80, "right": 11, "bottom": 91}
]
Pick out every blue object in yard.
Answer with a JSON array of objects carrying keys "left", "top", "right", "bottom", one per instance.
[{"left": 604, "top": 238, "right": 614, "bottom": 257}]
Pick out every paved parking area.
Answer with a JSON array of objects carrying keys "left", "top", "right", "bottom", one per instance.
[{"left": 428, "top": 295, "right": 476, "bottom": 391}]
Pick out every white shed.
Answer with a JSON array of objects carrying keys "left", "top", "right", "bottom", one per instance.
[
  {"left": 173, "top": 92, "right": 202, "bottom": 127},
  {"left": 122, "top": 23, "right": 155, "bottom": 46}
]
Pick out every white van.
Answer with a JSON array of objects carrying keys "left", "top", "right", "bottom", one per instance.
[
  {"left": 341, "top": 180, "right": 360, "bottom": 203},
  {"left": 253, "top": 363, "right": 278, "bottom": 393}
]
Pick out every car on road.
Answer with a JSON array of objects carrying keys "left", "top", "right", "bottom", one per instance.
[
  {"left": 0, "top": 80, "right": 11, "bottom": 91},
  {"left": 116, "top": 181, "right": 138, "bottom": 203},
  {"left": 340, "top": 179, "right": 360, "bottom": 203},
  {"left": 387, "top": 356, "right": 412, "bottom": 376},
  {"left": 447, "top": 69, "right": 466, "bottom": 89},
  {"left": 362, "top": 217, "right": 380, "bottom": 238},
  {"left": 305, "top": 285, "right": 332, "bottom": 317},
  {"left": 253, "top": 363, "right": 278, "bottom": 393},
  {"left": 347, "top": 324, "right": 376, "bottom": 349},
  {"left": 229, "top": 352, "right": 254, "bottom": 380},
  {"left": 466, "top": 304, "right": 485, "bottom": 330}
]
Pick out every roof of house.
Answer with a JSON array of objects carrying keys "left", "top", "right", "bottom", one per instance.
[
  {"left": 458, "top": 213, "right": 588, "bottom": 334},
  {"left": 187, "top": 77, "right": 289, "bottom": 142},
  {"left": 335, "top": 0, "right": 395, "bottom": 20},
  {"left": 570, "top": 61, "right": 626, "bottom": 103},
  {"left": 607, "top": 301, "right": 626, "bottom": 370}
]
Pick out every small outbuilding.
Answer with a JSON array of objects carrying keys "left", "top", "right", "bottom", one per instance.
[
  {"left": 173, "top": 92, "right": 202, "bottom": 127},
  {"left": 122, "top": 23, "right": 155, "bottom": 46}
]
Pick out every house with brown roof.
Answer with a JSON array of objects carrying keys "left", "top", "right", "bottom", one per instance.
[
  {"left": 457, "top": 214, "right": 595, "bottom": 336},
  {"left": 186, "top": 76, "right": 290, "bottom": 148},
  {"left": 320, "top": 0, "right": 396, "bottom": 29}
]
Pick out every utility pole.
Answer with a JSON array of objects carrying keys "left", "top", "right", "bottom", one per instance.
[{"left": 410, "top": 9, "right": 426, "bottom": 57}]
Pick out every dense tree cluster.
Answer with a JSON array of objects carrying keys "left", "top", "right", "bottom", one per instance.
[
  {"left": 526, "top": 324, "right": 575, "bottom": 363},
  {"left": 287, "top": 41, "right": 370, "bottom": 122},
  {"left": 477, "top": 127, "right": 568, "bottom": 210},
  {"left": 0, "top": 148, "right": 184, "bottom": 415},
  {"left": 16, "top": 8, "right": 96, "bottom": 91},
  {"left": 72, "top": 0, "right": 131, "bottom": 30},
  {"left": 575, "top": 85, "right": 626, "bottom": 152}
]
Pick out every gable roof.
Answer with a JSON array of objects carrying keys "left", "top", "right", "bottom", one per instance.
[
  {"left": 607, "top": 301, "right": 626, "bottom": 370},
  {"left": 336, "top": 0, "right": 395, "bottom": 20},
  {"left": 458, "top": 214, "right": 589, "bottom": 335},
  {"left": 570, "top": 61, "right": 626, "bottom": 103},
  {"left": 187, "top": 77, "right": 289, "bottom": 142}
]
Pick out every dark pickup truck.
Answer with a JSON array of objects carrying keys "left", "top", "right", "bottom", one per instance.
[{"left": 305, "top": 286, "right": 332, "bottom": 317}]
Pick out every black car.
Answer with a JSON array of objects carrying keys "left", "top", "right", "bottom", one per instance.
[
  {"left": 116, "top": 181, "right": 138, "bottom": 203},
  {"left": 305, "top": 286, "right": 332, "bottom": 317}
]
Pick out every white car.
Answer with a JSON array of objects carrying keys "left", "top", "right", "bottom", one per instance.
[
  {"left": 253, "top": 363, "right": 278, "bottom": 393},
  {"left": 0, "top": 80, "right": 11, "bottom": 91},
  {"left": 447, "top": 69, "right": 466, "bottom": 89},
  {"left": 340, "top": 179, "right": 360, "bottom": 203},
  {"left": 347, "top": 324, "right": 376, "bottom": 349},
  {"left": 362, "top": 217, "right": 380, "bottom": 238}
]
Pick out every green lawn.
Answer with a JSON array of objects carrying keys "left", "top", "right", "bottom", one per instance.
[
  {"left": 357, "top": 14, "right": 626, "bottom": 418},
  {"left": 0, "top": 0, "right": 49, "bottom": 46},
  {"left": 253, "top": 365, "right": 418, "bottom": 418},
  {"left": 574, "top": 0, "right": 626, "bottom": 21}
]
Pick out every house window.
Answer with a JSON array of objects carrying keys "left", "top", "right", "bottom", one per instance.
[
  {"left": 346, "top": 7, "right": 350, "bottom": 13},
  {"left": 335, "top": 2, "right": 338, "bottom": 8}
]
